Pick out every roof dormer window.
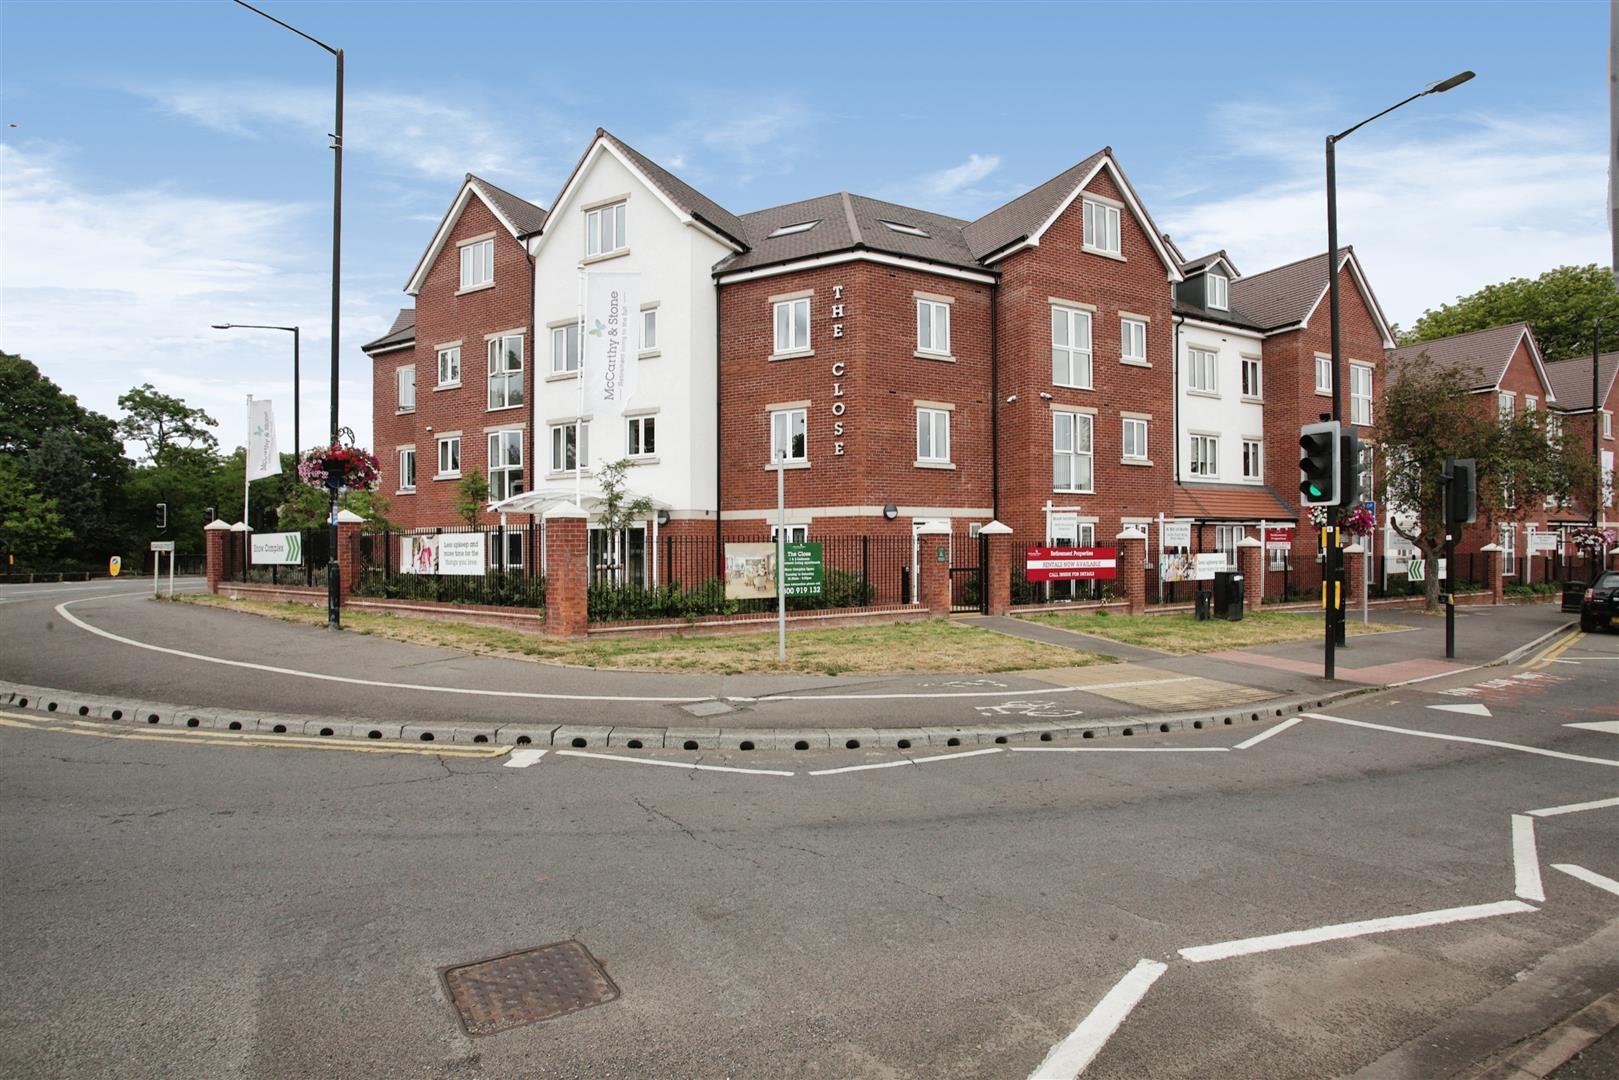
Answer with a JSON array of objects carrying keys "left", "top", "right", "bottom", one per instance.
[
  {"left": 1206, "top": 271, "right": 1229, "bottom": 311},
  {"left": 768, "top": 220, "right": 820, "bottom": 238},
  {"left": 880, "top": 220, "right": 929, "bottom": 238}
]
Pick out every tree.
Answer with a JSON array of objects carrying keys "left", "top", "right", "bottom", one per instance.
[
  {"left": 276, "top": 485, "right": 395, "bottom": 533},
  {"left": 1380, "top": 352, "right": 1584, "bottom": 609},
  {"left": 0, "top": 457, "right": 73, "bottom": 564},
  {"left": 116, "top": 383, "right": 219, "bottom": 462},
  {"left": 593, "top": 458, "right": 653, "bottom": 584},
  {"left": 455, "top": 468, "right": 489, "bottom": 531},
  {"left": 1399, "top": 264, "right": 1619, "bottom": 362}
]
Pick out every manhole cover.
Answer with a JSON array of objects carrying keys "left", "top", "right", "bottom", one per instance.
[
  {"left": 443, "top": 941, "right": 619, "bottom": 1035},
  {"left": 680, "top": 699, "right": 733, "bottom": 718}
]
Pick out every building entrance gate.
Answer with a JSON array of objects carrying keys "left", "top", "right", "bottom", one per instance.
[{"left": 949, "top": 532, "right": 989, "bottom": 614}]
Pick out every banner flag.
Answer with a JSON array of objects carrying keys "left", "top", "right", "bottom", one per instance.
[
  {"left": 583, "top": 272, "right": 639, "bottom": 420},
  {"left": 247, "top": 398, "right": 280, "bottom": 480}
]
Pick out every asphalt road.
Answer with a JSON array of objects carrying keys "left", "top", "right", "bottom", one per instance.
[{"left": 2, "top": 597, "right": 1615, "bottom": 1078}]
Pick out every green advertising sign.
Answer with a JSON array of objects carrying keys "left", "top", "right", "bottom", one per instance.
[{"left": 782, "top": 542, "right": 824, "bottom": 597}]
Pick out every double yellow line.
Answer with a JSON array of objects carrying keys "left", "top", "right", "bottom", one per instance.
[
  {"left": 1526, "top": 628, "right": 1582, "bottom": 670},
  {"left": 0, "top": 710, "right": 509, "bottom": 759}
]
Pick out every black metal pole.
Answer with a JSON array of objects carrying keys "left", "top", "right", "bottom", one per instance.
[
  {"left": 1594, "top": 317, "right": 1605, "bottom": 527},
  {"left": 292, "top": 325, "right": 300, "bottom": 455},
  {"left": 1445, "top": 530, "right": 1457, "bottom": 659},
  {"left": 325, "top": 47, "right": 344, "bottom": 631},
  {"left": 1324, "top": 135, "right": 1340, "bottom": 679}
]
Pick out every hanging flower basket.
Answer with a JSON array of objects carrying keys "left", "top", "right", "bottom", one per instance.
[
  {"left": 1569, "top": 526, "right": 1617, "bottom": 555},
  {"left": 297, "top": 444, "right": 380, "bottom": 493},
  {"left": 1308, "top": 504, "right": 1375, "bottom": 537}
]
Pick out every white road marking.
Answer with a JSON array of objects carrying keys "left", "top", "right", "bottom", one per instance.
[
  {"left": 1565, "top": 720, "right": 1619, "bottom": 735},
  {"left": 1527, "top": 795, "right": 1619, "bottom": 818},
  {"left": 807, "top": 747, "right": 1002, "bottom": 776},
  {"left": 1178, "top": 900, "right": 1537, "bottom": 963},
  {"left": 1233, "top": 715, "right": 1305, "bottom": 750},
  {"left": 1027, "top": 959, "right": 1167, "bottom": 1079},
  {"left": 554, "top": 749, "right": 795, "bottom": 777},
  {"left": 1511, "top": 815, "right": 1546, "bottom": 902},
  {"left": 1010, "top": 746, "right": 1229, "bottom": 754},
  {"left": 503, "top": 749, "right": 547, "bottom": 768},
  {"left": 1551, "top": 863, "right": 1619, "bottom": 897},
  {"left": 1427, "top": 703, "right": 1492, "bottom": 717},
  {"left": 752, "top": 677, "right": 1199, "bottom": 702},
  {"left": 1303, "top": 714, "right": 1619, "bottom": 769}
]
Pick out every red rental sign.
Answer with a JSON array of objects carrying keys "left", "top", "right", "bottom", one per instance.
[
  {"left": 1025, "top": 546, "right": 1118, "bottom": 582},
  {"left": 1264, "top": 528, "right": 1294, "bottom": 547}
]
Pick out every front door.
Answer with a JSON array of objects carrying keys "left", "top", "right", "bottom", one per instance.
[{"left": 1048, "top": 519, "right": 1097, "bottom": 600}]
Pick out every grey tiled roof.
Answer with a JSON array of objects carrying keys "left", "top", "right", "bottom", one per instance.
[
  {"left": 1228, "top": 248, "right": 1348, "bottom": 330},
  {"left": 1543, "top": 351, "right": 1619, "bottom": 411},
  {"left": 1180, "top": 250, "right": 1239, "bottom": 277},
  {"left": 1388, "top": 323, "right": 1534, "bottom": 391},
  {"left": 960, "top": 149, "right": 1108, "bottom": 260},
  {"left": 721, "top": 193, "right": 980, "bottom": 274},
  {"left": 598, "top": 129, "right": 749, "bottom": 247},
  {"left": 1173, "top": 296, "right": 1266, "bottom": 331},
  {"left": 468, "top": 175, "right": 547, "bottom": 236},
  {"left": 363, "top": 308, "right": 415, "bottom": 353}
]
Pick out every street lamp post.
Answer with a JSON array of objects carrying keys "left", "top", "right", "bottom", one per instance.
[
  {"left": 1322, "top": 69, "right": 1474, "bottom": 678},
  {"left": 1592, "top": 316, "right": 1607, "bottom": 531},
  {"left": 234, "top": 0, "right": 343, "bottom": 631},
  {"left": 211, "top": 323, "right": 300, "bottom": 453}
]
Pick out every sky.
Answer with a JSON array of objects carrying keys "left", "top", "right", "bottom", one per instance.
[{"left": 0, "top": 0, "right": 1610, "bottom": 455}]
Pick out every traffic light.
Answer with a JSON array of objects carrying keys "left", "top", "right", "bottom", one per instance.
[
  {"left": 1299, "top": 421, "right": 1342, "bottom": 506},
  {"left": 1338, "top": 429, "right": 1361, "bottom": 509},
  {"left": 155, "top": 502, "right": 168, "bottom": 531},
  {"left": 1445, "top": 458, "right": 1477, "bottom": 526}
]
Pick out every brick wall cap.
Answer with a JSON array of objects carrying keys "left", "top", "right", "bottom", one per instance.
[
  {"left": 1236, "top": 537, "right": 1263, "bottom": 548},
  {"left": 915, "top": 522, "right": 951, "bottom": 536},
  {"left": 978, "top": 520, "right": 1013, "bottom": 535},
  {"left": 228, "top": 522, "right": 252, "bottom": 532},
  {"left": 1115, "top": 528, "right": 1148, "bottom": 541},
  {"left": 335, "top": 509, "right": 366, "bottom": 524},
  {"left": 1480, "top": 542, "right": 1503, "bottom": 552},
  {"left": 204, "top": 520, "right": 232, "bottom": 532},
  {"left": 542, "top": 501, "right": 589, "bottom": 520},
  {"left": 1343, "top": 543, "right": 1365, "bottom": 554}
]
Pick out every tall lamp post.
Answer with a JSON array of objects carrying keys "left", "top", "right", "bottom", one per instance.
[
  {"left": 1322, "top": 69, "right": 1474, "bottom": 678},
  {"left": 234, "top": 0, "right": 343, "bottom": 631},
  {"left": 211, "top": 323, "right": 300, "bottom": 453},
  {"left": 1592, "top": 316, "right": 1607, "bottom": 532}
]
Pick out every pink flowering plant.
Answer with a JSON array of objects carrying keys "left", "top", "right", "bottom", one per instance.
[
  {"left": 296, "top": 443, "right": 380, "bottom": 492},
  {"left": 1308, "top": 504, "right": 1376, "bottom": 537},
  {"left": 1569, "top": 526, "right": 1617, "bottom": 555}
]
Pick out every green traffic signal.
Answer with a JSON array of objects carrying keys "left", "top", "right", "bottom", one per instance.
[{"left": 1298, "top": 422, "right": 1341, "bottom": 507}]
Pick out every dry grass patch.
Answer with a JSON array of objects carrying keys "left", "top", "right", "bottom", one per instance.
[
  {"left": 1021, "top": 609, "right": 1404, "bottom": 655},
  {"left": 178, "top": 594, "right": 1109, "bottom": 675}
]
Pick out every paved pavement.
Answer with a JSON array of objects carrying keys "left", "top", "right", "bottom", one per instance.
[{"left": 1, "top": 593, "right": 1615, "bottom": 1078}]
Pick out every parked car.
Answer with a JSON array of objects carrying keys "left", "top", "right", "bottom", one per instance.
[{"left": 1577, "top": 571, "right": 1619, "bottom": 633}]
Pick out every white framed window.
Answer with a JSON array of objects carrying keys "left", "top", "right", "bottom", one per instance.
[
  {"left": 549, "top": 421, "right": 589, "bottom": 473},
  {"left": 551, "top": 323, "right": 580, "bottom": 375},
  {"left": 770, "top": 407, "right": 807, "bottom": 465},
  {"left": 585, "top": 201, "right": 626, "bottom": 257},
  {"left": 1122, "top": 417, "right": 1148, "bottom": 461},
  {"left": 1187, "top": 347, "right": 1218, "bottom": 393},
  {"left": 1498, "top": 391, "right": 1515, "bottom": 419},
  {"left": 641, "top": 307, "right": 658, "bottom": 354},
  {"left": 436, "top": 346, "right": 461, "bottom": 387},
  {"left": 1357, "top": 442, "right": 1374, "bottom": 501},
  {"left": 1603, "top": 410, "right": 1612, "bottom": 438},
  {"left": 1525, "top": 395, "right": 1538, "bottom": 412},
  {"left": 1501, "top": 524, "right": 1516, "bottom": 572},
  {"left": 1081, "top": 198, "right": 1121, "bottom": 255},
  {"left": 1241, "top": 356, "right": 1261, "bottom": 399},
  {"left": 1269, "top": 544, "right": 1288, "bottom": 570},
  {"left": 1350, "top": 362, "right": 1373, "bottom": 425},
  {"left": 916, "top": 407, "right": 951, "bottom": 463},
  {"left": 1051, "top": 305, "right": 1093, "bottom": 388},
  {"left": 917, "top": 298, "right": 951, "bottom": 356},
  {"left": 1190, "top": 434, "right": 1218, "bottom": 477},
  {"left": 1315, "top": 355, "right": 1333, "bottom": 394},
  {"left": 436, "top": 435, "right": 461, "bottom": 477},
  {"left": 773, "top": 297, "right": 810, "bottom": 355},
  {"left": 1206, "top": 272, "right": 1229, "bottom": 311},
  {"left": 490, "top": 530, "right": 524, "bottom": 570},
  {"left": 1215, "top": 525, "right": 1240, "bottom": 567},
  {"left": 488, "top": 334, "right": 524, "bottom": 409},
  {"left": 1500, "top": 471, "right": 1516, "bottom": 509},
  {"left": 487, "top": 430, "right": 523, "bottom": 501},
  {"left": 396, "top": 366, "right": 415, "bottom": 411},
  {"left": 1120, "top": 317, "right": 1147, "bottom": 364},
  {"left": 771, "top": 523, "right": 810, "bottom": 542},
  {"left": 1052, "top": 411, "right": 1094, "bottom": 492},
  {"left": 397, "top": 448, "right": 416, "bottom": 492},
  {"left": 459, "top": 238, "right": 493, "bottom": 289},
  {"left": 1241, "top": 438, "right": 1262, "bottom": 480},
  {"left": 627, "top": 414, "right": 656, "bottom": 458}
]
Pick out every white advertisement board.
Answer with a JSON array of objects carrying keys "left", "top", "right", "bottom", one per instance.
[
  {"left": 1162, "top": 522, "right": 1192, "bottom": 548},
  {"left": 250, "top": 532, "right": 302, "bottom": 565},
  {"left": 1529, "top": 532, "right": 1560, "bottom": 553},
  {"left": 400, "top": 533, "right": 486, "bottom": 576},
  {"left": 1193, "top": 552, "right": 1227, "bottom": 580}
]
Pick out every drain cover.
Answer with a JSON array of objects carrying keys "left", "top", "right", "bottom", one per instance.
[
  {"left": 443, "top": 941, "right": 618, "bottom": 1035},
  {"left": 680, "top": 699, "right": 733, "bottom": 718}
]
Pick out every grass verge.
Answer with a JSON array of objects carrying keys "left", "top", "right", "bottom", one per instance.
[
  {"left": 1020, "top": 609, "right": 1404, "bottom": 655},
  {"left": 177, "top": 594, "right": 1110, "bottom": 675}
]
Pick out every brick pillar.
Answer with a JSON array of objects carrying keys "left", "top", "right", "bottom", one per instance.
[
  {"left": 1481, "top": 542, "right": 1505, "bottom": 605},
  {"left": 1237, "top": 537, "right": 1264, "bottom": 612},
  {"left": 204, "top": 520, "right": 231, "bottom": 593},
  {"left": 981, "top": 520, "right": 1013, "bottom": 616},
  {"left": 544, "top": 503, "right": 590, "bottom": 637},
  {"left": 336, "top": 509, "right": 364, "bottom": 606},
  {"left": 1343, "top": 542, "right": 1365, "bottom": 615},
  {"left": 917, "top": 522, "right": 952, "bottom": 617},
  {"left": 1115, "top": 528, "right": 1147, "bottom": 615},
  {"left": 228, "top": 522, "right": 251, "bottom": 582}
]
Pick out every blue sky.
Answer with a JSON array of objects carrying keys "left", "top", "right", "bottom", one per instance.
[{"left": 1, "top": 1, "right": 1609, "bottom": 453}]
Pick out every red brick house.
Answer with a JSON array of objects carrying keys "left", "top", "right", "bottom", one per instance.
[{"left": 1545, "top": 350, "right": 1618, "bottom": 539}]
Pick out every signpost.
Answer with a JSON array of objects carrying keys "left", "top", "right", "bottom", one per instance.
[
  {"left": 782, "top": 542, "right": 824, "bottom": 597},
  {"left": 108, "top": 556, "right": 122, "bottom": 578},
  {"left": 150, "top": 541, "right": 176, "bottom": 598},
  {"left": 1023, "top": 546, "right": 1118, "bottom": 582},
  {"left": 251, "top": 531, "right": 303, "bottom": 565},
  {"left": 1162, "top": 522, "right": 1192, "bottom": 548}
]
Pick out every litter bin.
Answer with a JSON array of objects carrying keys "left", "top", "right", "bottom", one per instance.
[
  {"left": 1195, "top": 589, "right": 1214, "bottom": 621},
  {"left": 1561, "top": 580, "right": 1587, "bottom": 613},
  {"left": 1214, "top": 571, "right": 1245, "bottom": 621}
]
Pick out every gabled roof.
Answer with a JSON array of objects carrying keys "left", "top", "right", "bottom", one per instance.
[
  {"left": 1228, "top": 247, "right": 1395, "bottom": 347},
  {"left": 362, "top": 308, "right": 415, "bottom": 355},
  {"left": 1544, "top": 351, "right": 1619, "bottom": 412},
  {"left": 1171, "top": 483, "right": 1297, "bottom": 522},
  {"left": 1388, "top": 322, "right": 1550, "bottom": 395},
  {"left": 404, "top": 174, "right": 546, "bottom": 295},
  {"left": 1180, "top": 250, "right": 1240, "bottom": 278},
  {"left": 719, "top": 192, "right": 981, "bottom": 275},
  {"left": 595, "top": 130, "right": 749, "bottom": 248}
]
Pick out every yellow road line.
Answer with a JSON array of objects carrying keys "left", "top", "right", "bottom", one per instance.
[
  {"left": 1528, "top": 629, "right": 1582, "bottom": 670},
  {"left": 0, "top": 710, "right": 506, "bottom": 758}
]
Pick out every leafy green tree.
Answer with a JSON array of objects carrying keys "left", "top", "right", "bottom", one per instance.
[
  {"left": 1399, "top": 264, "right": 1619, "bottom": 361},
  {"left": 116, "top": 383, "right": 219, "bottom": 462},
  {"left": 275, "top": 485, "right": 395, "bottom": 533},
  {"left": 594, "top": 458, "right": 653, "bottom": 584},
  {"left": 455, "top": 468, "right": 489, "bottom": 530},
  {"left": 0, "top": 457, "right": 73, "bottom": 564}
]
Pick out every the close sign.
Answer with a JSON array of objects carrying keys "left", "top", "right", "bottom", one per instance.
[{"left": 1024, "top": 546, "right": 1118, "bottom": 582}]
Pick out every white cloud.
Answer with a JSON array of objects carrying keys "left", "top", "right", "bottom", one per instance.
[
  {"left": 642, "top": 96, "right": 816, "bottom": 191},
  {"left": 1158, "top": 107, "right": 1608, "bottom": 328},
  {"left": 0, "top": 144, "right": 389, "bottom": 454},
  {"left": 877, "top": 152, "right": 1023, "bottom": 218},
  {"left": 918, "top": 153, "right": 1002, "bottom": 197}
]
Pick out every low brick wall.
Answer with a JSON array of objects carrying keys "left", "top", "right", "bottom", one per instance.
[
  {"left": 217, "top": 583, "right": 326, "bottom": 606},
  {"left": 346, "top": 597, "right": 544, "bottom": 632},
  {"left": 1007, "top": 600, "right": 1132, "bottom": 617},
  {"left": 587, "top": 603, "right": 927, "bottom": 639}
]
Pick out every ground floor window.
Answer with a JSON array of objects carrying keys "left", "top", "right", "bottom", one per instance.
[
  {"left": 770, "top": 524, "right": 809, "bottom": 543},
  {"left": 1501, "top": 525, "right": 1516, "bottom": 573},
  {"left": 590, "top": 525, "right": 646, "bottom": 585},
  {"left": 490, "top": 530, "right": 524, "bottom": 569},
  {"left": 1214, "top": 525, "right": 1241, "bottom": 567}
]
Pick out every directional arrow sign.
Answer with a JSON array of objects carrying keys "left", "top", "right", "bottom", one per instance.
[
  {"left": 1428, "top": 703, "right": 1492, "bottom": 717},
  {"left": 1564, "top": 721, "right": 1619, "bottom": 735}
]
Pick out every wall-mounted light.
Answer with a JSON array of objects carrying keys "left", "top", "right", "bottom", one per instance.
[
  {"left": 1005, "top": 394, "right": 1018, "bottom": 403},
  {"left": 883, "top": 504, "right": 899, "bottom": 521},
  {"left": 656, "top": 509, "right": 671, "bottom": 526},
  {"left": 1039, "top": 392, "right": 1054, "bottom": 400}
]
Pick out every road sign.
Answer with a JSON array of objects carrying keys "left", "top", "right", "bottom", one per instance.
[
  {"left": 782, "top": 542, "right": 824, "bottom": 597},
  {"left": 1264, "top": 527, "right": 1294, "bottom": 550},
  {"left": 108, "top": 556, "right": 122, "bottom": 577},
  {"left": 250, "top": 532, "right": 302, "bottom": 565},
  {"left": 1024, "top": 546, "right": 1117, "bottom": 582},
  {"left": 149, "top": 541, "right": 175, "bottom": 552},
  {"left": 1407, "top": 558, "right": 1447, "bottom": 581}
]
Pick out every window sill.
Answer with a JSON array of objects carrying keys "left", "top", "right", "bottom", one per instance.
[
  {"left": 638, "top": 349, "right": 661, "bottom": 359},
  {"left": 1082, "top": 246, "right": 1126, "bottom": 262},
  {"left": 1053, "top": 488, "right": 1095, "bottom": 496},
  {"left": 914, "top": 351, "right": 956, "bottom": 363},
  {"left": 1121, "top": 458, "right": 1154, "bottom": 467},
  {"left": 582, "top": 248, "right": 630, "bottom": 266},
  {"left": 627, "top": 455, "right": 660, "bottom": 465},
  {"left": 396, "top": 488, "right": 416, "bottom": 496},
  {"left": 1240, "top": 396, "right": 1263, "bottom": 405},
  {"left": 1186, "top": 389, "right": 1221, "bottom": 399},
  {"left": 1239, "top": 476, "right": 1263, "bottom": 484},
  {"left": 1052, "top": 382, "right": 1095, "bottom": 392},
  {"left": 455, "top": 282, "right": 495, "bottom": 296},
  {"left": 396, "top": 408, "right": 416, "bottom": 415},
  {"left": 487, "top": 403, "right": 525, "bottom": 413},
  {"left": 546, "top": 370, "right": 579, "bottom": 382},
  {"left": 1120, "top": 358, "right": 1151, "bottom": 368},
  {"left": 914, "top": 460, "right": 956, "bottom": 470},
  {"left": 1315, "top": 388, "right": 1333, "bottom": 398},
  {"left": 766, "top": 461, "right": 811, "bottom": 471},
  {"left": 769, "top": 349, "right": 815, "bottom": 362},
  {"left": 434, "top": 472, "right": 461, "bottom": 481},
  {"left": 434, "top": 382, "right": 461, "bottom": 392},
  {"left": 547, "top": 469, "right": 593, "bottom": 480}
]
